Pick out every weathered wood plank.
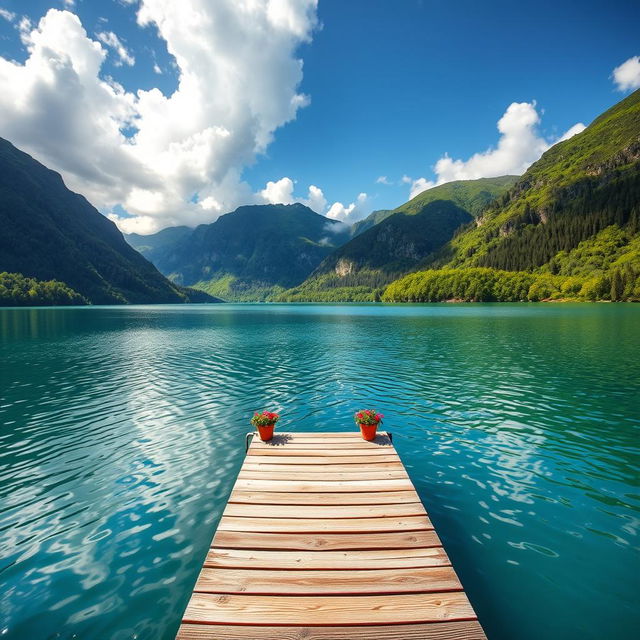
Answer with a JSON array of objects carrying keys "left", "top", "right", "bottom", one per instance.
[
  {"left": 182, "top": 592, "right": 478, "bottom": 625},
  {"left": 222, "top": 502, "right": 426, "bottom": 519},
  {"left": 177, "top": 621, "right": 486, "bottom": 640},
  {"left": 239, "top": 470, "right": 409, "bottom": 481},
  {"left": 252, "top": 440, "right": 392, "bottom": 449},
  {"left": 216, "top": 515, "right": 432, "bottom": 534},
  {"left": 194, "top": 566, "right": 463, "bottom": 595},
  {"left": 248, "top": 447, "right": 395, "bottom": 457},
  {"left": 264, "top": 432, "right": 385, "bottom": 439},
  {"left": 250, "top": 441, "right": 393, "bottom": 450},
  {"left": 241, "top": 454, "right": 401, "bottom": 465},
  {"left": 212, "top": 530, "right": 443, "bottom": 550},
  {"left": 228, "top": 490, "right": 421, "bottom": 505},
  {"left": 242, "top": 462, "right": 405, "bottom": 472},
  {"left": 204, "top": 547, "right": 451, "bottom": 570},
  {"left": 232, "top": 478, "right": 414, "bottom": 493}
]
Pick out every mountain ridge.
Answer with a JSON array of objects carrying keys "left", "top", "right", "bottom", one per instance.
[
  {"left": 126, "top": 203, "right": 352, "bottom": 301},
  {"left": 0, "top": 138, "right": 219, "bottom": 305}
]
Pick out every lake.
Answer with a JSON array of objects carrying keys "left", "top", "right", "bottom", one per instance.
[{"left": 0, "top": 303, "right": 638, "bottom": 639}]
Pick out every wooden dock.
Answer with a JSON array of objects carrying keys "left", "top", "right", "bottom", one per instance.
[{"left": 177, "top": 431, "right": 486, "bottom": 639}]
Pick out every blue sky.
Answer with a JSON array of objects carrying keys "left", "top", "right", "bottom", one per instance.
[{"left": 0, "top": 0, "right": 638, "bottom": 232}]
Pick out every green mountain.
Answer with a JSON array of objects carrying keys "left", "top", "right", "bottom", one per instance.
[
  {"left": 126, "top": 226, "right": 193, "bottom": 265},
  {"left": 350, "top": 209, "right": 393, "bottom": 236},
  {"left": 278, "top": 176, "right": 517, "bottom": 301},
  {"left": 440, "top": 90, "right": 640, "bottom": 272},
  {"left": 384, "top": 90, "right": 640, "bottom": 302},
  {"left": 0, "top": 137, "right": 218, "bottom": 305},
  {"left": 127, "top": 204, "right": 352, "bottom": 301}
]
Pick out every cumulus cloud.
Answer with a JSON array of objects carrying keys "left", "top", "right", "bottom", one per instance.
[
  {"left": 305, "top": 184, "right": 327, "bottom": 213},
  {"left": 96, "top": 31, "right": 135, "bottom": 67},
  {"left": 376, "top": 175, "right": 391, "bottom": 185},
  {"left": 407, "top": 101, "right": 585, "bottom": 199},
  {"left": 326, "top": 192, "right": 370, "bottom": 224},
  {"left": 409, "top": 177, "right": 435, "bottom": 199},
  {"left": 258, "top": 177, "right": 327, "bottom": 213},
  {"left": 612, "top": 55, "right": 640, "bottom": 92},
  {"left": 0, "top": 2, "right": 318, "bottom": 234},
  {"left": 260, "top": 177, "right": 296, "bottom": 205},
  {"left": 557, "top": 122, "right": 587, "bottom": 143}
]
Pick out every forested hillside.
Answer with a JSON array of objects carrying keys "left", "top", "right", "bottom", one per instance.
[
  {"left": 0, "top": 272, "right": 88, "bottom": 306},
  {"left": 384, "top": 90, "right": 640, "bottom": 302},
  {"left": 440, "top": 90, "right": 640, "bottom": 273}
]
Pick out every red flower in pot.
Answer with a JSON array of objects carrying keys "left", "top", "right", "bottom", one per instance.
[
  {"left": 354, "top": 409, "right": 384, "bottom": 440},
  {"left": 251, "top": 410, "right": 280, "bottom": 441}
]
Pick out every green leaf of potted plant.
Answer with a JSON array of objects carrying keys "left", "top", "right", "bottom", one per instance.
[
  {"left": 251, "top": 410, "right": 280, "bottom": 441},
  {"left": 354, "top": 409, "right": 383, "bottom": 441}
]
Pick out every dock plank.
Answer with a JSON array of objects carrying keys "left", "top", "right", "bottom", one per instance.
[
  {"left": 193, "top": 566, "right": 463, "bottom": 595},
  {"left": 216, "top": 515, "right": 432, "bottom": 533},
  {"left": 222, "top": 502, "right": 426, "bottom": 519},
  {"left": 232, "top": 478, "right": 414, "bottom": 492},
  {"left": 176, "top": 432, "right": 486, "bottom": 639},
  {"left": 228, "top": 490, "right": 420, "bottom": 505},
  {"left": 177, "top": 621, "right": 486, "bottom": 640},
  {"left": 238, "top": 454, "right": 401, "bottom": 464},
  {"left": 251, "top": 436, "right": 393, "bottom": 450},
  {"left": 242, "top": 462, "right": 405, "bottom": 472},
  {"left": 203, "top": 547, "right": 451, "bottom": 570},
  {"left": 182, "top": 592, "right": 477, "bottom": 625},
  {"left": 247, "top": 447, "right": 395, "bottom": 456},
  {"left": 238, "top": 469, "right": 409, "bottom": 481},
  {"left": 212, "top": 530, "right": 443, "bottom": 550}
]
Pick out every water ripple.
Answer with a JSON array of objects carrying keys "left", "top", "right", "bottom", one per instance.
[{"left": 0, "top": 303, "right": 638, "bottom": 640}]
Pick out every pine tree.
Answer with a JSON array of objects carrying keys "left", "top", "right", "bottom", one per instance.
[{"left": 611, "top": 269, "right": 624, "bottom": 301}]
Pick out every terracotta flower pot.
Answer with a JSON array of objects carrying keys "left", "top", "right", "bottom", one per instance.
[
  {"left": 257, "top": 423, "right": 275, "bottom": 441},
  {"left": 359, "top": 422, "right": 378, "bottom": 441}
]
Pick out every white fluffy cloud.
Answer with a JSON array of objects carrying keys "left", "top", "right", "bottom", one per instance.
[
  {"left": 407, "top": 101, "right": 585, "bottom": 199},
  {"left": 557, "top": 122, "right": 587, "bottom": 143},
  {"left": 305, "top": 185, "right": 328, "bottom": 213},
  {"left": 0, "top": 2, "right": 319, "bottom": 233},
  {"left": 0, "top": 8, "right": 15, "bottom": 22},
  {"left": 409, "top": 177, "right": 435, "bottom": 199},
  {"left": 612, "top": 56, "right": 640, "bottom": 92},
  {"left": 96, "top": 31, "right": 135, "bottom": 67},
  {"left": 258, "top": 177, "right": 327, "bottom": 213},
  {"left": 256, "top": 178, "right": 367, "bottom": 222},
  {"left": 326, "top": 192, "right": 369, "bottom": 224}
]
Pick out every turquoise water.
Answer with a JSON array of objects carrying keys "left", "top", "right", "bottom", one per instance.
[{"left": 0, "top": 303, "right": 638, "bottom": 639}]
